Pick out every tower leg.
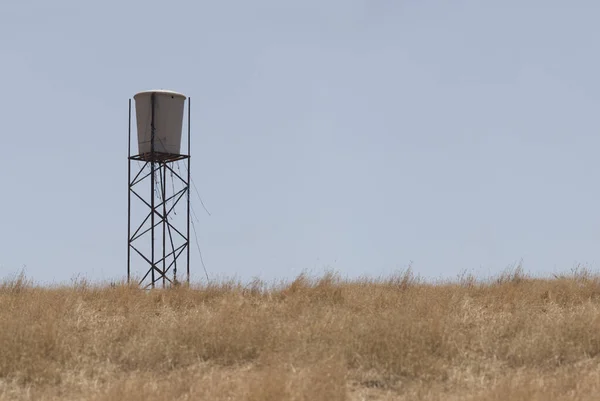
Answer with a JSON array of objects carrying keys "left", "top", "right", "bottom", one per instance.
[
  {"left": 127, "top": 99, "right": 132, "bottom": 284},
  {"left": 150, "top": 161, "right": 155, "bottom": 289},
  {"left": 187, "top": 97, "right": 191, "bottom": 285},
  {"left": 162, "top": 163, "right": 167, "bottom": 288}
]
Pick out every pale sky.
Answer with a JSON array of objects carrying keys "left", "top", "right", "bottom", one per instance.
[{"left": 2, "top": 0, "right": 600, "bottom": 284}]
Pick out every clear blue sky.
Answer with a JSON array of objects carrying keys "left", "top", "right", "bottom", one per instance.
[{"left": 2, "top": 0, "right": 600, "bottom": 284}]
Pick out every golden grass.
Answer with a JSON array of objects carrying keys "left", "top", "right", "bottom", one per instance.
[{"left": 2, "top": 267, "right": 600, "bottom": 400}]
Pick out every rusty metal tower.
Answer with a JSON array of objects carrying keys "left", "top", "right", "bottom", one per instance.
[{"left": 127, "top": 90, "right": 191, "bottom": 288}]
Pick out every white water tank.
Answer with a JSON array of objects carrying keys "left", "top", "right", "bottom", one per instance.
[{"left": 134, "top": 90, "right": 187, "bottom": 155}]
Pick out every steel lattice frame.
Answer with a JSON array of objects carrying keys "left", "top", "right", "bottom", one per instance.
[{"left": 127, "top": 96, "right": 191, "bottom": 289}]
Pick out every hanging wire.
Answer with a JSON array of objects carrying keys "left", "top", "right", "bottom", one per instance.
[
  {"left": 169, "top": 156, "right": 210, "bottom": 282},
  {"left": 190, "top": 218, "right": 210, "bottom": 282},
  {"left": 153, "top": 163, "right": 161, "bottom": 200},
  {"left": 181, "top": 162, "right": 211, "bottom": 217},
  {"left": 171, "top": 167, "right": 176, "bottom": 214},
  {"left": 190, "top": 203, "right": 201, "bottom": 224},
  {"left": 184, "top": 158, "right": 211, "bottom": 281}
]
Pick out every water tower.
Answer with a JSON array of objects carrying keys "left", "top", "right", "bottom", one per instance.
[{"left": 127, "top": 90, "right": 191, "bottom": 288}]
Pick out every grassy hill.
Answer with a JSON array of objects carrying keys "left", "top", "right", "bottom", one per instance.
[{"left": 1, "top": 267, "right": 600, "bottom": 400}]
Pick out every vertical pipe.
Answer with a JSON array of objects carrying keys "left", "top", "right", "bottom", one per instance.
[
  {"left": 186, "top": 97, "right": 191, "bottom": 285},
  {"left": 127, "top": 99, "right": 131, "bottom": 284},
  {"left": 162, "top": 163, "right": 167, "bottom": 288},
  {"left": 150, "top": 93, "right": 156, "bottom": 289}
]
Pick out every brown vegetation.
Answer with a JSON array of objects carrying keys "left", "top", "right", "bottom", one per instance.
[{"left": 2, "top": 267, "right": 600, "bottom": 400}]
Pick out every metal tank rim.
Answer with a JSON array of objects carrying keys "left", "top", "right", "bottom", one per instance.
[{"left": 133, "top": 89, "right": 187, "bottom": 99}]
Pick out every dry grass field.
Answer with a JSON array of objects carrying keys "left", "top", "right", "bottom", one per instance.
[{"left": 2, "top": 267, "right": 600, "bottom": 400}]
